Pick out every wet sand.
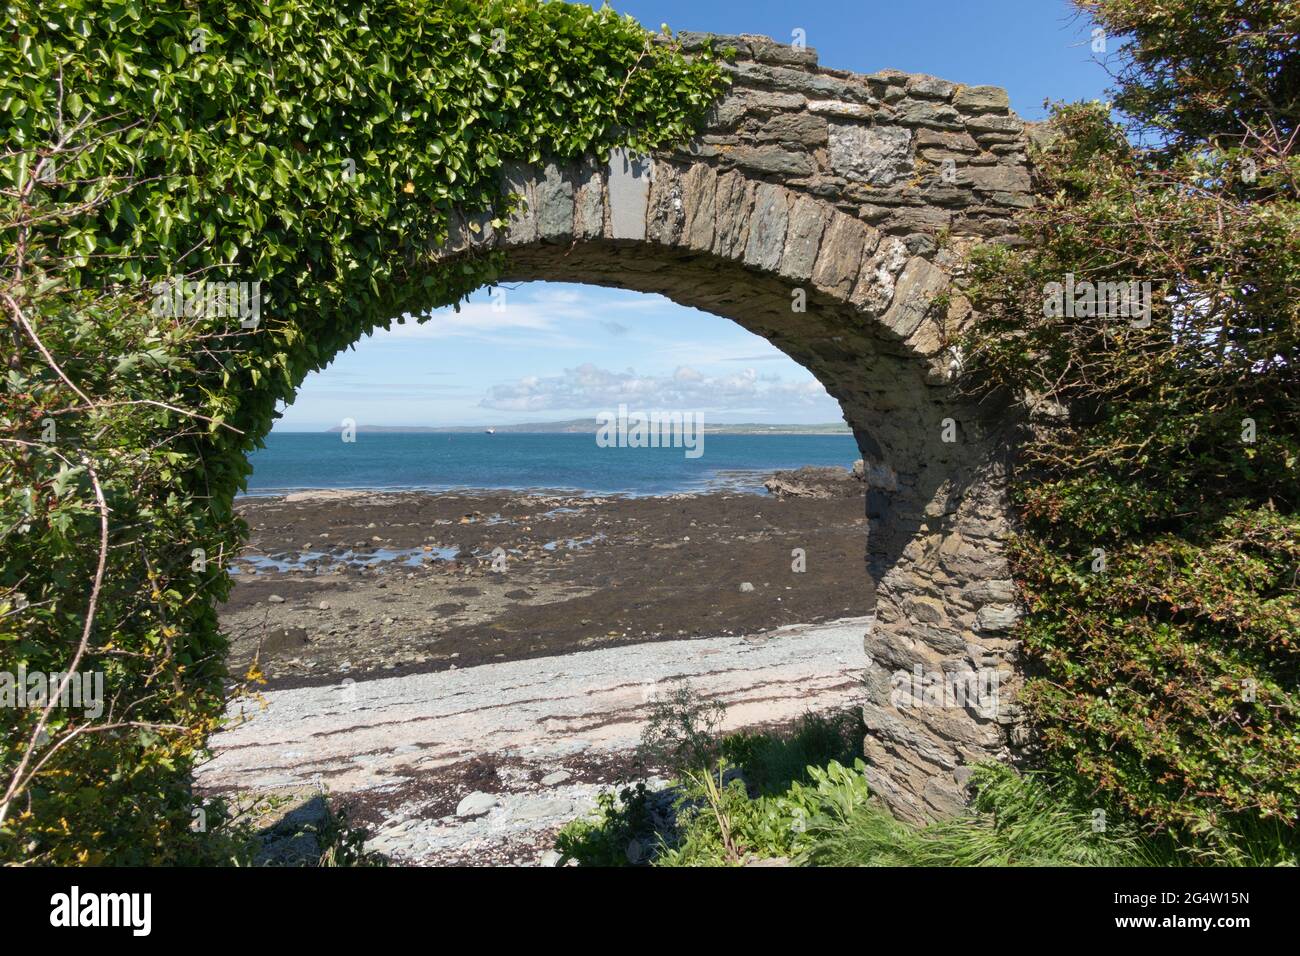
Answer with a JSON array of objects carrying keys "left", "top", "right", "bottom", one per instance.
[{"left": 220, "top": 481, "right": 873, "bottom": 689}]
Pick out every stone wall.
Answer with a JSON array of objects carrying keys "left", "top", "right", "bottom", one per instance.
[{"left": 437, "top": 35, "right": 1031, "bottom": 822}]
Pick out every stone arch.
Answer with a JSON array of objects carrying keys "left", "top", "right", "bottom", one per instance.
[{"left": 420, "top": 35, "right": 1031, "bottom": 821}]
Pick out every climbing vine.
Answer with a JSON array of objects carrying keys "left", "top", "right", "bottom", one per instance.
[{"left": 0, "top": 0, "right": 724, "bottom": 863}]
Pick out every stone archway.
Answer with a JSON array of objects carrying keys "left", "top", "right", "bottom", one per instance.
[{"left": 432, "top": 34, "right": 1032, "bottom": 821}]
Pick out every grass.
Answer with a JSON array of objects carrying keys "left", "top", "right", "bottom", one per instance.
[{"left": 553, "top": 684, "right": 1298, "bottom": 867}]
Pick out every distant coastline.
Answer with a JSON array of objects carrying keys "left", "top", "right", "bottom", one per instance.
[{"left": 319, "top": 418, "right": 852, "bottom": 436}]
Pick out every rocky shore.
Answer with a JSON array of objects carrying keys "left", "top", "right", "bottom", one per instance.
[
  {"left": 205, "top": 475, "right": 870, "bottom": 864},
  {"left": 220, "top": 478, "right": 870, "bottom": 688}
]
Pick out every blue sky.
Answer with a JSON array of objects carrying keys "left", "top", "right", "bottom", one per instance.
[{"left": 275, "top": 0, "right": 1113, "bottom": 432}]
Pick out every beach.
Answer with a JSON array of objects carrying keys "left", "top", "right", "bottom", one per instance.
[
  {"left": 220, "top": 479, "right": 872, "bottom": 688},
  {"left": 203, "top": 473, "right": 872, "bottom": 863}
]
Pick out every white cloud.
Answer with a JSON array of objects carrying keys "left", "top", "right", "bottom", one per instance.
[
  {"left": 376, "top": 285, "right": 674, "bottom": 345},
  {"left": 479, "top": 362, "right": 832, "bottom": 413}
]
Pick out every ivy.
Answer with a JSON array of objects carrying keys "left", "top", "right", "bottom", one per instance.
[{"left": 0, "top": 0, "right": 724, "bottom": 863}]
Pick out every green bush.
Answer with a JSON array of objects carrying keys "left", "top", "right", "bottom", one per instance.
[
  {"left": 558, "top": 746, "right": 1185, "bottom": 867},
  {"left": 0, "top": 0, "right": 723, "bottom": 864},
  {"left": 961, "top": 0, "right": 1299, "bottom": 858}
]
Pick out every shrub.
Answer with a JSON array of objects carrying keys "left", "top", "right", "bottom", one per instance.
[
  {"left": 638, "top": 681, "right": 729, "bottom": 777},
  {"left": 960, "top": 0, "right": 1299, "bottom": 857},
  {"left": 0, "top": 0, "right": 724, "bottom": 864}
]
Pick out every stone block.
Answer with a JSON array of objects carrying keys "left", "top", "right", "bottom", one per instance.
[
  {"left": 828, "top": 122, "right": 912, "bottom": 186},
  {"left": 953, "top": 85, "right": 1010, "bottom": 112},
  {"left": 647, "top": 161, "right": 687, "bottom": 246},
  {"left": 501, "top": 162, "right": 537, "bottom": 243},
  {"left": 728, "top": 144, "right": 816, "bottom": 177},
  {"left": 535, "top": 161, "right": 574, "bottom": 241},
  {"left": 879, "top": 256, "right": 948, "bottom": 340},
  {"left": 573, "top": 157, "right": 604, "bottom": 240},
  {"left": 606, "top": 147, "right": 652, "bottom": 240},
  {"left": 742, "top": 183, "right": 790, "bottom": 272},
  {"left": 811, "top": 210, "right": 874, "bottom": 298},
  {"left": 780, "top": 194, "right": 828, "bottom": 280},
  {"left": 680, "top": 163, "right": 718, "bottom": 252}
]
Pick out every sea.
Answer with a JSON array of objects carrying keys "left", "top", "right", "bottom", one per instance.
[{"left": 243, "top": 431, "right": 861, "bottom": 497}]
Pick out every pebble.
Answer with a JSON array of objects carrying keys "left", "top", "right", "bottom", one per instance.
[
  {"left": 455, "top": 791, "right": 500, "bottom": 818},
  {"left": 541, "top": 770, "right": 571, "bottom": 786},
  {"left": 268, "top": 594, "right": 286, "bottom": 604},
  {"left": 739, "top": 582, "right": 755, "bottom": 593}
]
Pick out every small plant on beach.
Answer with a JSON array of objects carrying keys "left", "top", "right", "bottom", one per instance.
[
  {"left": 555, "top": 782, "right": 656, "bottom": 867},
  {"left": 639, "top": 681, "right": 728, "bottom": 777}
]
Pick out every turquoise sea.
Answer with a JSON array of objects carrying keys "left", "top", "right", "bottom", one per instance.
[{"left": 244, "top": 431, "right": 861, "bottom": 496}]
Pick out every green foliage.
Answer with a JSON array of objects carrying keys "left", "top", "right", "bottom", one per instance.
[
  {"left": 558, "top": 704, "right": 1190, "bottom": 866},
  {"left": 554, "top": 782, "right": 655, "bottom": 867},
  {"left": 961, "top": 0, "right": 1299, "bottom": 857},
  {"left": 802, "top": 764, "right": 1167, "bottom": 867},
  {"left": 638, "top": 680, "right": 728, "bottom": 776},
  {"left": 1077, "top": 0, "right": 1299, "bottom": 150},
  {"left": 0, "top": 0, "right": 723, "bottom": 863},
  {"left": 719, "top": 709, "right": 863, "bottom": 796}
]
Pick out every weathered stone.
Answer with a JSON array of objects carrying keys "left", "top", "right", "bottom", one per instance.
[
  {"left": 573, "top": 158, "right": 604, "bottom": 240},
  {"left": 726, "top": 61, "right": 876, "bottom": 103},
  {"left": 713, "top": 89, "right": 810, "bottom": 127},
  {"left": 966, "top": 113, "right": 1024, "bottom": 135},
  {"left": 828, "top": 123, "right": 912, "bottom": 186},
  {"left": 954, "top": 85, "right": 1010, "bottom": 112},
  {"left": 976, "top": 604, "right": 1021, "bottom": 633},
  {"left": 501, "top": 162, "right": 537, "bottom": 243},
  {"left": 708, "top": 93, "right": 749, "bottom": 129},
  {"left": 647, "top": 161, "right": 687, "bottom": 246},
  {"left": 735, "top": 89, "right": 808, "bottom": 112},
  {"left": 811, "top": 211, "right": 874, "bottom": 297},
  {"left": 748, "top": 37, "right": 818, "bottom": 67},
  {"left": 807, "top": 99, "right": 876, "bottom": 119},
  {"left": 964, "top": 579, "right": 1017, "bottom": 603},
  {"left": 906, "top": 75, "right": 956, "bottom": 100},
  {"left": 892, "top": 100, "right": 963, "bottom": 129},
  {"left": 535, "top": 162, "right": 574, "bottom": 241},
  {"left": 606, "top": 147, "right": 651, "bottom": 240},
  {"left": 879, "top": 256, "right": 949, "bottom": 340},
  {"left": 904, "top": 595, "right": 947, "bottom": 624},
  {"left": 965, "top": 163, "right": 1031, "bottom": 194},
  {"left": 757, "top": 111, "right": 828, "bottom": 145},
  {"left": 743, "top": 183, "right": 790, "bottom": 272},
  {"left": 989, "top": 191, "right": 1034, "bottom": 209},
  {"left": 680, "top": 163, "right": 717, "bottom": 252},
  {"left": 851, "top": 236, "right": 910, "bottom": 312},
  {"left": 712, "top": 170, "right": 756, "bottom": 259},
  {"left": 915, "top": 128, "right": 979, "bottom": 152},
  {"left": 905, "top": 318, "right": 945, "bottom": 356},
  {"left": 727, "top": 144, "right": 816, "bottom": 177},
  {"left": 780, "top": 193, "right": 828, "bottom": 280},
  {"left": 675, "top": 31, "right": 751, "bottom": 55}
]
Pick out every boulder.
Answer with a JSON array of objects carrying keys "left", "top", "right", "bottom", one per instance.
[{"left": 763, "top": 465, "right": 865, "bottom": 499}]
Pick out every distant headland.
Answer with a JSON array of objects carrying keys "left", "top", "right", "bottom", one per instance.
[{"left": 321, "top": 419, "right": 853, "bottom": 435}]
